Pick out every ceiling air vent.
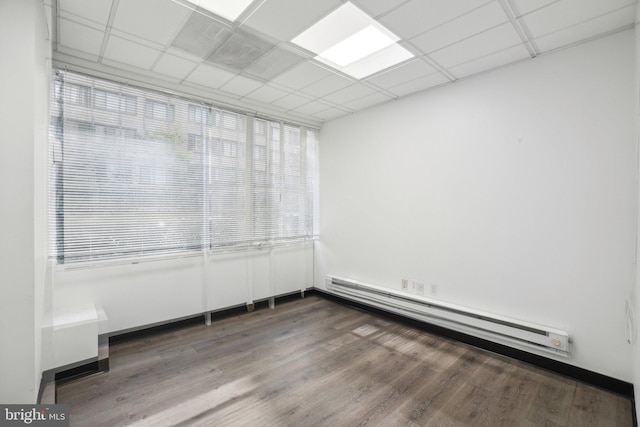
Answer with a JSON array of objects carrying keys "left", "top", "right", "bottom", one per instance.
[
  {"left": 244, "top": 46, "right": 307, "bottom": 80},
  {"left": 171, "top": 11, "right": 231, "bottom": 59},
  {"left": 206, "top": 28, "right": 276, "bottom": 71}
]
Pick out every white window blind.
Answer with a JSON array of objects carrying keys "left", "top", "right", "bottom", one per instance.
[
  {"left": 49, "top": 70, "right": 319, "bottom": 264},
  {"left": 208, "top": 110, "right": 248, "bottom": 248}
]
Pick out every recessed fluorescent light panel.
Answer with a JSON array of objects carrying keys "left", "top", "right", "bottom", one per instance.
[
  {"left": 291, "top": 2, "right": 413, "bottom": 79},
  {"left": 188, "top": 0, "right": 254, "bottom": 21}
]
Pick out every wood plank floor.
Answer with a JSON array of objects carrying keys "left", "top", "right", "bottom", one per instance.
[{"left": 57, "top": 295, "right": 634, "bottom": 426}]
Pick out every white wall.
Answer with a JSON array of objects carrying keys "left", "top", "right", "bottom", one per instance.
[
  {"left": 633, "top": 5, "right": 640, "bottom": 416},
  {"left": 53, "top": 244, "right": 313, "bottom": 335},
  {"left": 316, "top": 30, "right": 636, "bottom": 381},
  {"left": 0, "top": 0, "right": 50, "bottom": 403}
]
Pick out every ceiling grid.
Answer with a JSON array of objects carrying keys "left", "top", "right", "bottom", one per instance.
[
  {"left": 499, "top": 0, "right": 540, "bottom": 57},
  {"left": 96, "top": 0, "right": 121, "bottom": 63},
  {"left": 48, "top": 0, "right": 638, "bottom": 124}
]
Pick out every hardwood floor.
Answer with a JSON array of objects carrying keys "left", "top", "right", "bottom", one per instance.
[{"left": 57, "top": 295, "right": 634, "bottom": 426}]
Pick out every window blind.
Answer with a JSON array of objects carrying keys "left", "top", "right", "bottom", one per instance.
[
  {"left": 49, "top": 70, "right": 319, "bottom": 264},
  {"left": 208, "top": 109, "right": 248, "bottom": 248}
]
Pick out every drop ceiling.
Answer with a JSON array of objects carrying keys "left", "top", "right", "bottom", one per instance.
[{"left": 46, "top": 0, "right": 638, "bottom": 126}]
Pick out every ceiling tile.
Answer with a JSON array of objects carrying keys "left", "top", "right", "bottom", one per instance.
[
  {"left": 313, "top": 107, "right": 350, "bottom": 121},
  {"left": 271, "top": 61, "right": 334, "bottom": 90},
  {"left": 190, "top": 0, "right": 255, "bottom": 22},
  {"left": 271, "top": 93, "right": 313, "bottom": 110},
  {"left": 300, "top": 74, "right": 355, "bottom": 97},
  {"left": 290, "top": 3, "right": 372, "bottom": 55},
  {"left": 112, "top": 0, "right": 191, "bottom": 45},
  {"left": 387, "top": 72, "right": 450, "bottom": 97},
  {"left": 342, "top": 92, "right": 393, "bottom": 110},
  {"left": 521, "top": 0, "right": 635, "bottom": 38},
  {"left": 185, "top": 63, "right": 236, "bottom": 88},
  {"left": 57, "top": 12, "right": 107, "bottom": 32},
  {"left": 533, "top": 4, "right": 636, "bottom": 52},
  {"left": 244, "top": 46, "right": 307, "bottom": 80},
  {"left": 109, "top": 28, "right": 165, "bottom": 50},
  {"left": 448, "top": 44, "right": 530, "bottom": 78},
  {"left": 243, "top": 85, "right": 290, "bottom": 103},
  {"left": 322, "top": 83, "right": 377, "bottom": 104},
  {"left": 164, "top": 47, "right": 203, "bottom": 62},
  {"left": 58, "top": 18, "right": 104, "bottom": 56},
  {"left": 342, "top": 43, "right": 415, "bottom": 80},
  {"left": 56, "top": 45, "right": 101, "bottom": 62},
  {"left": 103, "top": 35, "right": 161, "bottom": 69},
  {"left": 153, "top": 52, "right": 199, "bottom": 80},
  {"left": 351, "top": 0, "right": 408, "bottom": 19},
  {"left": 292, "top": 100, "right": 334, "bottom": 115},
  {"left": 59, "top": 0, "right": 113, "bottom": 25},
  {"left": 219, "top": 75, "right": 264, "bottom": 97},
  {"left": 366, "top": 59, "right": 436, "bottom": 89},
  {"left": 410, "top": 2, "right": 509, "bottom": 54},
  {"left": 379, "top": 0, "right": 489, "bottom": 39},
  {"left": 206, "top": 28, "right": 276, "bottom": 71},
  {"left": 429, "top": 23, "right": 523, "bottom": 68},
  {"left": 509, "top": 0, "right": 558, "bottom": 17},
  {"left": 243, "top": 0, "right": 342, "bottom": 41},
  {"left": 171, "top": 12, "right": 232, "bottom": 59}
]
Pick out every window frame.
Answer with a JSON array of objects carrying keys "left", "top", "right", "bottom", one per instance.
[{"left": 49, "top": 70, "right": 319, "bottom": 266}]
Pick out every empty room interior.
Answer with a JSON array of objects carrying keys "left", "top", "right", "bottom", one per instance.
[{"left": 3, "top": 0, "right": 640, "bottom": 425}]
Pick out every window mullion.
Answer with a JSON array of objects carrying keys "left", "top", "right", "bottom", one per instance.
[
  {"left": 245, "top": 118, "right": 254, "bottom": 245},
  {"left": 202, "top": 103, "right": 211, "bottom": 253},
  {"left": 300, "top": 127, "right": 308, "bottom": 238},
  {"left": 266, "top": 122, "right": 276, "bottom": 244},
  {"left": 278, "top": 122, "right": 286, "bottom": 242}
]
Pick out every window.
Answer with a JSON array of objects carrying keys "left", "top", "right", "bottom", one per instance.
[
  {"left": 187, "top": 134, "right": 202, "bottom": 151},
  {"left": 65, "top": 83, "right": 90, "bottom": 106},
  {"left": 254, "top": 145, "right": 266, "bottom": 161},
  {"left": 208, "top": 110, "right": 247, "bottom": 248},
  {"left": 250, "top": 120, "right": 319, "bottom": 243},
  {"left": 145, "top": 99, "right": 175, "bottom": 122},
  {"left": 49, "top": 70, "right": 319, "bottom": 264},
  {"left": 188, "top": 104, "right": 208, "bottom": 124},
  {"left": 223, "top": 141, "right": 238, "bottom": 157},
  {"left": 94, "top": 89, "right": 137, "bottom": 115}
]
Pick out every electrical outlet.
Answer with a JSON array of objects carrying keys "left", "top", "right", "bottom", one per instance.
[
  {"left": 401, "top": 279, "right": 408, "bottom": 290},
  {"left": 430, "top": 284, "right": 438, "bottom": 296},
  {"left": 408, "top": 279, "right": 425, "bottom": 296}
]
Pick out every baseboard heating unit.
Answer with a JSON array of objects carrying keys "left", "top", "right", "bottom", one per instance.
[{"left": 327, "top": 275, "right": 570, "bottom": 357}]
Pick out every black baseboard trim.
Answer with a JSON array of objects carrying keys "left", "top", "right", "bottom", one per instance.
[
  {"left": 109, "top": 313, "right": 209, "bottom": 345},
  {"left": 55, "top": 359, "right": 101, "bottom": 385},
  {"left": 109, "top": 290, "right": 310, "bottom": 345},
  {"left": 37, "top": 356, "right": 109, "bottom": 404},
  {"left": 309, "top": 289, "right": 635, "bottom": 401},
  {"left": 37, "top": 369, "right": 56, "bottom": 404}
]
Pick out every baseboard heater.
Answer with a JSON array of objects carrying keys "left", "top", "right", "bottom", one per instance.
[{"left": 327, "top": 275, "right": 570, "bottom": 357}]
